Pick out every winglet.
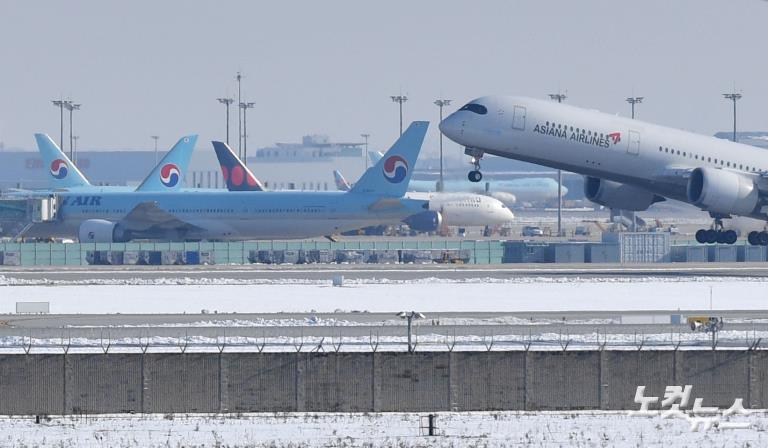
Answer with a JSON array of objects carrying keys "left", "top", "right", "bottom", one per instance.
[
  {"left": 350, "top": 121, "right": 428, "bottom": 197},
  {"left": 136, "top": 135, "right": 198, "bottom": 191},
  {"left": 212, "top": 141, "right": 265, "bottom": 191},
  {"left": 333, "top": 170, "right": 351, "bottom": 191},
  {"left": 34, "top": 133, "right": 91, "bottom": 189}
]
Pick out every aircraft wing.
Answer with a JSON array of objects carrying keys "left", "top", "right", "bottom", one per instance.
[
  {"left": 121, "top": 201, "right": 203, "bottom": 233},
  {"left": 368, "top": 198, "right": 407, "bottom": 211}
]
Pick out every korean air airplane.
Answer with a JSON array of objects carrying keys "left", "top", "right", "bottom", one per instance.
[
  {"left": 27, "top": 121, "right": 431, "bottom": 242},
  {"left": 440, "top": 96, "right": 768, "bottom": 245}
]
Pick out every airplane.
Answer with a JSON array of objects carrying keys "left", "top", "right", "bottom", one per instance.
[
  {"left": 368, "top": 150, "right": 563, "bottom": 206},
  {"left": 439, "top": 96, "right": 768, "bottom": 245},
  {"left": 4, "top": 134, "right": 198, "bottom": 194},
  {"left": 333, "top": 170, "right": 514, "bottom": 227},
  {"left": 213, "top": 140, "right": 445, "bottom": 232},
  {"left": 24, "top": 121, "right": 432, "bottom": 242}
]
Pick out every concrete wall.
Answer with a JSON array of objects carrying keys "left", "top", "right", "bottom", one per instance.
[{"left": 1, "top": 350, "right": 765, "bottom": 415}]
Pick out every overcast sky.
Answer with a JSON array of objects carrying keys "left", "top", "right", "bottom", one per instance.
[{"left": 1, "top": 0, "right": 767, "bottom": 159}]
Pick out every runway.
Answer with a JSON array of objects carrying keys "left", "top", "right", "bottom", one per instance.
[{"left": 4, "top": 262, "right": 768, "bottom": 282}]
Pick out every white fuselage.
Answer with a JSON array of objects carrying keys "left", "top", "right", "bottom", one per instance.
[
  {"left": 407, "top": 192, "right": 514, "bottom": 226},
  {"left": 440, "top": 96, "right": 768, "bottom": 221}
]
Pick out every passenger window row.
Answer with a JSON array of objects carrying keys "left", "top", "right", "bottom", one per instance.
[{"left": 658, "top": 146, "right": 763, "bottom": 173}]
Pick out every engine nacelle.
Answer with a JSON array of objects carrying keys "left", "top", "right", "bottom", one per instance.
[
  {"left": 403, "top": 211, "right": 443, "bottom": 232},
  {"left": 78, "top": 219, "right": 129, "bottom": 243},
  {"left": 584, "top": 176, "right": 662, "bottom": 211},
  {"left": 687, "top": 167, "right": 759, "bottom": 216}
]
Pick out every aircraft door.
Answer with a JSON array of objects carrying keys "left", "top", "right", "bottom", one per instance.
[
  {"left": 627, "top": 130, "right": 640, "bottom": 155},
  {"left": 512, "top": 106, "right": 526, "bottom": 131}
]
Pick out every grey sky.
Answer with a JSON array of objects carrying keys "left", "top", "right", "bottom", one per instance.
[{"left": 1, "top": 0, "right": 767, "bottom": 160}]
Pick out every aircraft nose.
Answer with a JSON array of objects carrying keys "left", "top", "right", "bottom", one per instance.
[{"left": 439, "top": 112, "right": 462, "bottom": 142}]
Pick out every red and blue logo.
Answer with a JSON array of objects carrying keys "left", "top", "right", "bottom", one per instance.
[
  {"left": 160, "top": 163, "right": 180, "bottom": 187},
  {"left": 382, "top": 155, "right": 408, "bottom": 184},
  {"left": 50, "top": 159, "right": 68, "bottom": 179}
]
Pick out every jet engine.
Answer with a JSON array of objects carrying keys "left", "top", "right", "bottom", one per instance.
[
  {"left": 584, "top": 176, "right": 663, "bottom": 211},
  {"left": 403, "top": 211, "right": 443, "bottom": 233},
  {"left": 687, "top": 167, "right": 759, "bottom": 216},
  {"left": 78, "top": 219, "right": 129, "bottom": 243}
]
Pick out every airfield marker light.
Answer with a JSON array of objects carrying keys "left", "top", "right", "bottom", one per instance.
[
  {"left": 240, "top": 102, "right": 255, "bottom": 166},
  {"left": 217, "top": 98, "right": 235, "bottom": 145},
  {"left": 548, "top": 92, "right": 567, "bottom": 237},
  {"left": 723, "top": 91, "right": 742, "bottom": 143},
  {"left": 397, "top": 311, "right": 425, "bottom": 353},
  {"left": 391, "top": 95, "right": 408, "bottom": 136},
  {"left": 361, "top": 133, "right": 370, "bottom": 170},
  {"left": 434, "top": 99, "right": 452, "bottom": 192}
]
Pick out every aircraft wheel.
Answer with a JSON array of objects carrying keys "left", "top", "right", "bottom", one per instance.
[
  {"left": 723, "top": 230, "right": 737, "bottom": 245},
  {"left": 468, "top": 170, "right": 483, "bottom": 183},
  {"left": 704, "top": 229, "right": 718, "bottom": 244},
  {"left": 748, "top": 231, "right": 760, "bottom": 246},
  {"left": 760, "top": 231, "right": 768, "bottom": 246},
  {"left": 695, "top": 229, "right": 708, "bottom": 244}
]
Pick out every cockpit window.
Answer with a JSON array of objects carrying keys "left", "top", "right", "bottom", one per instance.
[{"left": 458, "top": 103, "right": 488, "bottom": 115}]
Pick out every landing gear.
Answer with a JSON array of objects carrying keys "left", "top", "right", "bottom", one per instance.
[
  {"left": 465, "top": 147, "right": 485, "bottom": 183},
  {"left": 747, "top": 231, "right": 768, "bottom": 246},
  {"left": 694, "top": 216, "right": 737, "bottom": 245}
]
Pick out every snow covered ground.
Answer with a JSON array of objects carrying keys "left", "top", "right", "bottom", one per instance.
[
  {"left": 1, "top": 276, "right": 767, "bottom": 314},
  {"left": 1, "top": 411, "right": 765, "bottom": 447}
]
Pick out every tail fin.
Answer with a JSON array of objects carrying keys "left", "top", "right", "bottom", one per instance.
[
  {"left": 350, "top": 121, "right": 428, "bottom": 197},
  {"left": 333, "top": 170, "right": 351, "bottom": 191},
  {"left": 135, "top": 135, "right": 198, "bottom": 191},
  {"left": 34, "top": 133, "right": 91, "bottom": 189},
  {"left": 369, "top": 151, "right": 384, "bottom": 165},
  {"left": 212, "top": 141, "right": 265, "bottom": 191}
]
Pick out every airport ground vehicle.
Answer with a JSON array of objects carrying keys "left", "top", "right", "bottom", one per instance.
[{"left": 522, "top": 225, "right": 544, "bottom": 237}]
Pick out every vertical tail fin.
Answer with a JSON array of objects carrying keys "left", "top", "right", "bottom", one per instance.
[
  {"left": 333, "top": 170, "right": 351, "bottom": 191},
  {"left": 212, "top": 141, "right": 265, "bottom": 191},
  {"left": 349, "top": 121, "right": 428, "bottom": 197},
  {"left": 135, "top": 135, "right": 198, "bottom": 191},
  {"left": 34, "top": 133, "right": 91, "bottom": 189}
]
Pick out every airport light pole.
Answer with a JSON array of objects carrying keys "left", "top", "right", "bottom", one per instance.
[
  {"left": 63, "top": 101, "right": 80, "bottom": 160},
  {"left": 217, "top": 98, "right": 234, "bottom": 145},
  {"left": 391, "top": 95, "right": 408, "bottom": 136},
  {"left": 236, "top": 72, "right": 243, "bottom": 158},
  {"left": 240, "top": 102, "right": 255, "bottom": 166},
  {"left": 72, "top": 136, "right": 79, "bottom": 162},
  {"left": 548, "top": 92, "right": 567, "bottom": 237},
  {"left": 52, "top": 99, "right": 66, "bottom": 151},
  {"left": 723, "top": 91, "right": 742, "bottom": 143},
  {"left": 151, "top": 136, "right": 159, "bottom": 165},
  {"left": 434, "top": 99, "right": 452, "bottom": 192},
  {"left": 626, "top": 96, "right": 643, "bottom": 119},
  {"left": 397, "top": 311, "right": 425, "bottom": 353},
  {"left": 361, "top": 133, "right": 370, "bottom": 170}
]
